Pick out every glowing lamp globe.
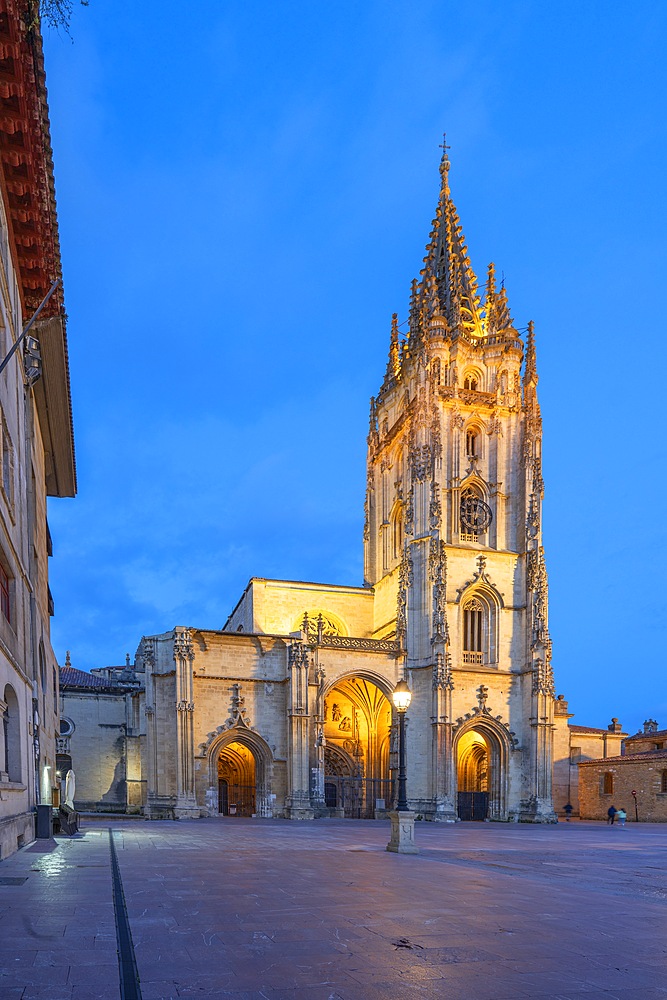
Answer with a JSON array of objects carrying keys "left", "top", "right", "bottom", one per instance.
[{"left": 392, "top": 679, "right": 412, "bottom": 713}]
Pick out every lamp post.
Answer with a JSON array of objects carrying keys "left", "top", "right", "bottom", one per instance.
[
  {"left": 393, "top": 679, "right": 411, "bottom": 811},
  {"left": 386, "top": 676, "right": 419, "bottom": 854}
]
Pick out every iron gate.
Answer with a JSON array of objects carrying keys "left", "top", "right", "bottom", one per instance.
[
  {"left": 457, "top": 791, "right": 489, "bottom": 821},
  {"left": 218, "top": 780, "right": 255, "bottom": 816},
  {"left": 324, "top": 777, "right": 393, "bottom": 818}
]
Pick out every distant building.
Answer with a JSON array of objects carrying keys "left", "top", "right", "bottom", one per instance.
[
  {"left": 58, "top": 656, "right": 142, "bottom": 813},
  {"left": 579, "top": 720, "right": 667, "bottom": 822},
  {"left": 552, "top": 695, "right": 626, "bottom": 816},
  {"left": 0, "top": 1, "right": 76, "bottom": 859}
]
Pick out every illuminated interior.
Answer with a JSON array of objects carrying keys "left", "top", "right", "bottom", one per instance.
[{"left": 323, "top": 676, "right": 392, "bottom": 817}]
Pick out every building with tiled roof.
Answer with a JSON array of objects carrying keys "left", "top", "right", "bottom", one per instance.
[
  {"left": 578, "top": 728, "right": 667, "bottom": 822},
  {"left": 0, "top": 0, "right": 76, "bottom": 859}
]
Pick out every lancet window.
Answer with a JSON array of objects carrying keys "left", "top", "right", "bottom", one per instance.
[{"left": 462, "top": 598, "right": 484, "bottom": 664}]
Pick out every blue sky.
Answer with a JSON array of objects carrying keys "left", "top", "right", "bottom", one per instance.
[{"left": 43, "top": 1, "right": 667, "bottom": 735}]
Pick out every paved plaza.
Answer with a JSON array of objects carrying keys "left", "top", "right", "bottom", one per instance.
[{"left": 0, "top": 817, "right": 666, "bottom": 1000}]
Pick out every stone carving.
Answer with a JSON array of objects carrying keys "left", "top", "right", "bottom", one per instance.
[
  {"left": 410, "top": 443, "right": 432, "bottom": 482},
  {"left": 173, "top": 628, "right": 194, "bottom": 661},
  {"left": 404, "top": 486, "right": 414, "bottom": 536},
  {"left": 532, "top": 657, "right": 555, "bottom": 697},
  {"left": 224, "top": 682, "right": 251, "bottom": 729},
  {"left": 451, "top": 408, "right": 464, "bottom": 430},
  {"left": 396, "top": 545, "right": 413, "bottom": 646},
  {"left": 526, "top": 493, "right": 540, "bottom": 538},
  {"left": 317, "top": 635, "right": 400, "bottom": 654},
  {"left": 141, "top": 636, "right": 156, "bottom": 669},
  {"left": 432, "top": 651, "right": 453, "bottom": 691},
  {"left": 429, "top": 481, "right": 442, "bottom": 529},
  {"left": 456, "top": 553, "right": 504, "bottom": 604},
  {"left": 477, "top": 684, "right": 488, "bottom": 709},
  {"left": 429, "top": 537, "right": 448, "bottom": 644},
  {"left": 300, "top": 611, "right": 341, "bottom": 643}
]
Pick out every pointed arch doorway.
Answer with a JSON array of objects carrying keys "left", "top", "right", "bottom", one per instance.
[
  {"left": 455, "top": 723, "right": 508, "bottom": 821},
  {"left": 323, "top": 674, "right": 392, "bottom": 818},
  {"left": 209, "top": 729, "right": 274, "bottom": 818},
  {"left": 217, "top": 741, "right": 255, "bottom": 816}
]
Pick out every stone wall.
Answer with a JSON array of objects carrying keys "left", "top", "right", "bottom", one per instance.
[{"left": 579, "top": 751, "right": 667, "bottom": 822}]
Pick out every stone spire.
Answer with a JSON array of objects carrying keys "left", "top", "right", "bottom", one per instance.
[
  {"left": 382, "top": 313, "right": 401, "bottom": 389},
  {"left": 418, "top": 141, "right": 483, "bottom": 339}
]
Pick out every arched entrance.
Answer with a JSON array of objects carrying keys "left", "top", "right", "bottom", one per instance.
[
  {"left": 323, "top": 674, "right": 392, "bottom": 818},
  {"left": 455, "top": 723, "right": 508, "bottom": 821},
  {"left": 208, "top": 728, "right": 274, "bottom": 818},
  {"left": 217, "top": 741, "right": 255, "bottom": 816}
]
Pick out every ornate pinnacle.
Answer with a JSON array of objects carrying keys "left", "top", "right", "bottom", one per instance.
[
  {"left": 439, "top": 133, "right": 451, "bottom": 195},
  {"left": 383, "top": 313, "right": 401, "bottom": 386},
  {"left": 65, "top": 650, "right": 71, "bottom": 668},
  {"left": 486, "top": 262, "right": 496, "bottom": 301},
  {"left": 523, "top": 320, "right": 538, "bottom": 386}
]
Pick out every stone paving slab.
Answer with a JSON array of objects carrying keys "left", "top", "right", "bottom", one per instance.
[{"left": 0, "top": 818, "right": 666, "bottom": 998}]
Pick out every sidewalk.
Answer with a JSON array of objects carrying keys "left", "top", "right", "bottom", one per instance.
[{"left": 0, "top": 817, "right": 666, "bottom": 999}]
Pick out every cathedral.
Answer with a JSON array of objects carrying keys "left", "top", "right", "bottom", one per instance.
[{"left": 61, "top": 148, "right": 561, "bottom": 823}]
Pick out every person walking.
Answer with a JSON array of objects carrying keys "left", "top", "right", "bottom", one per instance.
[
  {"left": 616, "top": 808, "right": 627, "bottom": 827},
  {"left": 607, "top": 805, "right": 617, "bottom": 825},
  {"left": 564, "top": 802, "right": 574, "bottom": 821}
]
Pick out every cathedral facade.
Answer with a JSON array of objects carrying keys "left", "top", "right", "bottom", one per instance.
[{"left": 65, "top": 150, "right": 557, "bottom": 823}]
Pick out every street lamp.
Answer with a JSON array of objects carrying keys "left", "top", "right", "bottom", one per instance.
[
  {"left": 392, "top": 679, "right": 411, "bottom": 811},
  {"left": 386, "top": 676, "right": 419, "bottom": 854}
]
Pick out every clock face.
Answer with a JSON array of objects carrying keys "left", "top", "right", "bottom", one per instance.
[{"left": 460, "top": 495, "right": 493, "bottom": 533}]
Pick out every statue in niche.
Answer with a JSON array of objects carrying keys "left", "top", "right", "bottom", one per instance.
[
  {"left": 324, "top": 700, "right": 329, "bottom": 722},
  {"left": 331, "top": 703, "right": 342, "bottom": 722},
  {"left": 338, "top": 716, "right": 352, "bottom": 732}
]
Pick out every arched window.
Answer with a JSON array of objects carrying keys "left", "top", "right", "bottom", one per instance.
[
  {"left": 463, "top": 598, "right": 484, "bottom": 663},
  {"left": 431, "top": 358, "right": 441, "bottom": 386},
  {"left": 466, "top": 428, "right": 478, "bottom": 458},
  {"left": 3, "top": 684, "right": 21, "bottom": 782},
  {"left": 602, "top": 772, "right": 614, "bottom": 795},
  {"left": 460, "top": 587, "right": 500, "bottom": 666},
  {"left": 53, "top": 666, "right": 57, "bottom": 713},
  {"left": 661, "top": 770, "right": 667, "bottom": 794},
  {"left": 463, "top": 373, "right": 478, "bottom": 391}
]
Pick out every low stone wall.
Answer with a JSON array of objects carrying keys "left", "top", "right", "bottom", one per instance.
[{"left": 579, "top": 753, "right": 667, "bottom": 822}]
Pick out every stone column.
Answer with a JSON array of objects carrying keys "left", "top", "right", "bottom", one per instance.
[
  {"left": 286, "top": 641, "right": 314, "bottom": 820},
  {"left": 431, "top": 652, "right": 457, "bottom": 821},
  {"left": 173, "top": 627, "right": 199, "bottom": 819}
]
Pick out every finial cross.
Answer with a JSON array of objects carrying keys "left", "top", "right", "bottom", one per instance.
[{"left": 439, "top": 133, "right": 451, "bottom": 155}]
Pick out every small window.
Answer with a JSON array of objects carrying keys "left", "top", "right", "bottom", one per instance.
[
  {"left": 602, "top": 772, "right": 614, "bottom": 795},
  {"left": 661, "top": 770, "right": 667, "bottom": 794},
  {"left": 0, "top": 564, "right": 9, "bottom": 623},
  {"left": 466, "top": 429, "right": 478, "bottom": 457},
  {"left": 59, "top": 718, "right": 73, "bottom": 737},
  {"left": 1, "top": 416, "right": 13, "bottom": 506},
  {"left": 464, "top": 374, "right": 478, "bottom": 391}
]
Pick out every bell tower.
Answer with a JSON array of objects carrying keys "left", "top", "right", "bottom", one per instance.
[{"left": 364, "top": 145, "right": 556, "bottom": 822}]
